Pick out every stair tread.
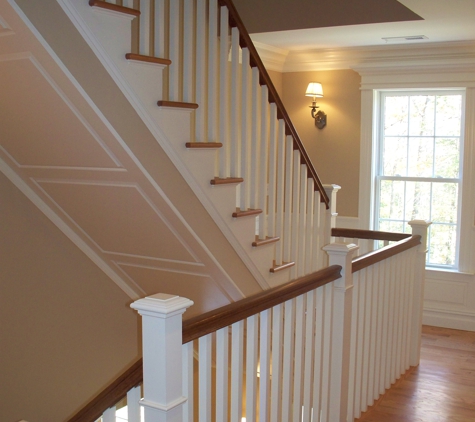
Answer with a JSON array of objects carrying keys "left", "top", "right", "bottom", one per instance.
[
  {"left": 186, "top": 142, "right": 223, "bottom": 149},
  {"left": 210, "top": 177, "right": 244, "bottom": 185},
  {"left": 270, "top": 261, "right": 295, "bottom": 273},
  {"left": 125, "top": 53, "right": 171, "bottom": 66},
  {"left": 157, "top": 100, "right": 198, "bottom": 109},
  {"left": 89, "top": 0, "right": 140, "bottom": 17},
  {"left": 232, "top": 208, "right": 262, "bottom": 218},
  {"left": 252, "top": 236, "right": 280, "bottom": 247}
]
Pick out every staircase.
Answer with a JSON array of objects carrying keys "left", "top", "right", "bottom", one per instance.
[{"left": 57, "top": 0, "right": 332, "bottom": 291}]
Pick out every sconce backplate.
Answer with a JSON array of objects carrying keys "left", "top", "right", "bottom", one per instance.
[{"left": 314, "top": 110, "right": 327, "bottom": 129}]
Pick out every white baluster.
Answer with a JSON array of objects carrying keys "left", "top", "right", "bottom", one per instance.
[
  {"left": 250, "top": 67, "right": 260, "bottom": 209},
  {"left": 230, "top": 27, "right": 240, "bottom": 176},
  {"left": 298, "top": 166, "right": 308, "bottom": 277},
  {"left": 302, "top": 290, "right": 315, "bottom": 422},
  {"left": 283, "top": 136, "right": 293, "bottom": 264},
  {"left": 195, "top": 0, "right": 207, "bottom": 141},
  {"left": 270, "top": 304, "right": 284, "bottom": 422},
  {"left": 361, "top": 267, "right": 372, "bottom": 411},
  {"left": 127, "top": 386, "right": 141, "bottom": 422},
  {"left": 182, "top": 341, "right": 194, "bottom": 422},
  {"left": 139, "top": 0, "right": 151, "bottom": 56},
  {"left": 347, "top": 272, "right": 360, "bottom": 422},
  {"left": 281, "top": 299, "right": 295, "bottom": 421},
  {"left": 245, "top": 315, "right": 259, "bottom": 422},
  {"left": 354, "top": 270, "right": 365, "bottom": 418},
  {"left": 239, "top": 48, "right": 250, "bottom": 211},
  {"left": 103, "top": 406, "right": 116, "bottom": 422},
  {"left": 231, "top": 321, "right": 244, "bottom": 422},
  {"left": 292, "top": 294, "right": 305, "bottom": 422},
  {"left": 374, "top": 262, "right": 384, "bottom": 400},
  {"left": 368, "top": 265, "right": 378, "bottom": 404},
  {"left": 218, "top": 6, "right": 230, "bottom": 177},
  {"left": 387, "top": 256, "right": 397, "bottom": 385},
  {"left": 380, "top": 259, "right": 390, "bottom": 393},
  {"left": 258, "top": 87, "right": 269, "bottom": 240},
  {"left": 207, "top": 0, "right": 218, "bottom": 142},
  {"left": 183, "top": 0, "right": 194, "bottom": 103},
  {"left": 290, "top": 150, "right": 301, "bottom": 275},
  {"left": 153, "top": 0, "right": 165, "bottom": 58},
  {"left": 311, "top": 286, "right": 325, "bottom": 420},
  {"left": 199, "top": 334, "right": 212, "bottom": 422},
  {"left": 320, "top": 283, "right": 333, "bottom": 422},
  {"left": 267, "top": 105, "right": 277, "bottom": 237},
  {"left": 259, "top": 309, "right": 271, "bottom": 422},
  {"left": 274, "top": 120, "right": 286, "bottom": 265},
  {"left": 313, "top": 192, "right": 322, "bottom": 272},
  {"left": 216, "top": 327, "right": 229, "bottom": 422},
  {"left": 169, "top": 0, "right": 180, "bottom": 100},
  {"left": 305, "top": 179, "right": 314, "bottom": 275}
]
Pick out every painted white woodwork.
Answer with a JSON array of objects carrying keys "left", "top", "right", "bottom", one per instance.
[
  {"left": 199, "top": 334, "right": 212, "bottom": 422},
  {"left": 281, "top": 298, "right": 296, "bottom": 422},
  {"left": 218, "top": 6, "right": 230, "bottom": 178},
  {"left": 283, "top": 136, "right": 293, "bottom": 264},
  {"left": 139, "top": 0, "right": 151, "bottom": 56},
  {"left": 182, "top": 342, "right": 194, "bottom": 422},
  {"left": 258, "top": 309, "right": 271, "bottom": 422},
  {"left": 305, "top": 179, "right": 315, "bottom": 275},
  {"left": 168, "top": 0, "right": 180, "bottom": 101},
  {"left": 183, "top": 0, "right": 194, "bottom": 103},
  {"left": 194, "top": 0, "right": 206, "bottom": 142},
  {"left": 258, "top": 86, "right": 269, "bottom": 239},
  {"left": 245, "top": 315, "right": 258, "bottom": 422},
  {"left": 239, "top": 48, "right": 250, "bottom": 211},
  {"left": 103, "top": 406, "right": 116, "bottom": 422},
  {"left": 207, "top": 0, "right": 218, "bottom": 143},
  {"left": 215, "top": 328, "right": 229, "bottom": 422},
  {"left": 324, "top": 242, "right": 358, "bottom": 422},
  {"left": 127, "top": 386, "right": 142, "bottom": 422},
  {"left": 131, "top": 293, "right": 193, "bottom": 421},
  {"left": 231, "top": 321, "right": 244, "bottom": 422},
  {"left": 270, "top": 303, "right": 284, "bottom": 422},
  {"left": 274, "top": 120, "right": 286, "bottom": 265},
  {"left": 267, "top": 104, "right": 278, "bottom": 239},
  {"left": 230, "top": 27, "right": 241, "bottom": 178},
  {"left": 250, "top": 67, "right": 260, "bottom": 210}
]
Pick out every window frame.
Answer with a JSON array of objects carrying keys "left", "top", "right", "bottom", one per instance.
[{"left": 373, "top": 89, "right": 466, "bottom": 269}]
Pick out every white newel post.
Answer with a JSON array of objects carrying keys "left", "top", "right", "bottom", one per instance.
[
  {"left": 408, "top": 220, "right": 431, "bottom": 366},
  {"left": 131, "top": 293, "right": 194, "bottom": 422},
  {"left": 323, "top": 242, "right": 358, "bottom": 422},
  {"left": 323, "top": 184, "right": 341, "bottom": 245}
]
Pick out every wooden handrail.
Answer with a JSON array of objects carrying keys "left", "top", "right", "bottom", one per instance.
[
  {"left": 218, "top": 0, "right": 329, "bottom": 208},
  {"left": 67, "top": 359, "right": 142, "bottom": 422},
  {"left": 67, "top": 265, "right": 341, "bottom": 422},
  {"left": 352, "top": 235, "right": 421, "bottom": 273},
  {"left": 332, "top": 227, "right": 412, "bottom": 242},
  {"left": 182, "top": 264, "right": 341, "bottom": 343}
]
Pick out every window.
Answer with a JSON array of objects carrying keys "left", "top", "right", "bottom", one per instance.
[{"left": 375, "top": 90, "right": 464, "bottom": 268}]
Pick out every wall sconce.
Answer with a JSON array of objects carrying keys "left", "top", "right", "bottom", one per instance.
[{"left": 305, "top": 82, "right": 327, "bottom": 129}]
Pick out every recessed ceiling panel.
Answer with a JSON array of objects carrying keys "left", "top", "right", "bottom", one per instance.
[
  {"left": 0, "top": 57, "right": 121, "bottom": 168},
  {"left": 233, "top": 0, "right": 423, "bottom": 34},
  {"left": 37, "top": 181, "right": 198, "bottom": 262}
]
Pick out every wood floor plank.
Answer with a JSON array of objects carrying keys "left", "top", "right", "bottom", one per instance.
[{"left": 355, "top": 325, "right": 475, "bottom": 422}]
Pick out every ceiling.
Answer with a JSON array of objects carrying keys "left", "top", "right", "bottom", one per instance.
[{"left": 233, "top": 0, "right": 475, "bottom": 51}]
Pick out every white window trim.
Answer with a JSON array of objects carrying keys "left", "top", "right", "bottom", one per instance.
[{"left": 356, "top": 65, "right": 475, "bottom": 274}]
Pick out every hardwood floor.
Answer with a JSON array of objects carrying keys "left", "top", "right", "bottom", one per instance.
[{"left": 355, "top": 325, "right": 475, "bottom": 422}]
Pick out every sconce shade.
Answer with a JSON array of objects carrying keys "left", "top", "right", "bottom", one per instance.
[{"left": 305, "top": 82, "right": 323, "bottom": 98}]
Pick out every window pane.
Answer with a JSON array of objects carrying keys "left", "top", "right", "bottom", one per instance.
[
  {"left": 409, "top": 95, "right": 435, "bottom": 136},
  {"left": 428, "top": 224, "right": 457, "bottom": 266},
  {"left": 408, "top": 137, "right": 433, "bottom": 177},
  {"left": 379, "top": 180, "right": 404, "bottom": 219},
  {"left": 434, "top": 138, "right": 460, "bottom": 178},
  {"left": 435, "top": 95, "right": 462, "bottom": 136},
  {"left": 384, "top": 96, "right": 408, "bottom": 136},
  {"left": 432, "top": 183, "right": 458, "bottom": 223},
  {"left": 383, "top": 137, "right": 407, "bottom": 176},
  {"left": 405, "top": 181, "right": 431, "bottom": 221},
  {"left": 379, "top": 220, "right": 404, "bottom": 234}
]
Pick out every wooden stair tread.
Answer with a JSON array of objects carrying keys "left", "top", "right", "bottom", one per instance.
[
  {"left": 125, "top": 53, "right": 171, "bottom": 66},
  {"left": 157, "top": 100, "right": 198, "bottom": 109},
  {"left": 270, "top": 261, "right": 295, "bottom": 273},
  {"left": 185, "top": 142, "right": 223, "bottom": 149},
  {"left": 232, "top": 208, "right": 262, "bottom": 218},
  {"left": 89, "top": 0, "right": 140, "bottom": 17},
  {"left": 252, "top": 236, "right": 280, "bottom": 247},
  {"left": 210, "top": 177, "right": 243, "bottom": 185}
]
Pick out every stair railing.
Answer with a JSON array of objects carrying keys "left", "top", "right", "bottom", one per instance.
[
  {"left": 89, "top": 0, "right": 330, "bottom": 277},
  {"left": 67, "top": 220, "right": 430, "bottom": 422}
]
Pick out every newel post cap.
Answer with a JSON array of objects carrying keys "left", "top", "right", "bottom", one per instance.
[{"left": 131, "top": 293, "right": 194, "bottom": 318}]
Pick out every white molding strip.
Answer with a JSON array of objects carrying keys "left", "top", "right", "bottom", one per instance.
[{"left": 255, "top": 40, "right": 475, "bottom": 73}]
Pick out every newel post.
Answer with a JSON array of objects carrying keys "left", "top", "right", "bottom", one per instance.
[
  {"left": 408, "top": 220, "right": 431, "bottom": 366},
  {"left": 323, "top": 242, "right": 358, "bottom": 422},
  {"left": 323, "top": 184, "right": 341, "bottom": 244},
  {"left": 131, "top": 293, "right": 194, "bottom": 422}
]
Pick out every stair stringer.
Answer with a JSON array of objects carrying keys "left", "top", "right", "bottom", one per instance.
[{"left": 57, "top": 0, "right": 293, "bottom": 288}]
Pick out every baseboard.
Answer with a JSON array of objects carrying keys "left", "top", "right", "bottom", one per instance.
[{"left": 423, "top": 308, "right": 475, "bottom": 331}]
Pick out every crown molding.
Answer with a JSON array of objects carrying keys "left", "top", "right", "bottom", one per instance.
[{"left": 255, "top": 40, "right": 475, "bottom": 73}]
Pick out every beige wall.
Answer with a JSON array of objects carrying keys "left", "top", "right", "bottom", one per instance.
[
  {"left": 282, "top": 70, "right": 361, "bottom": 217},
  {"left": 0, "top": 173, "right": 140, "bottom": 422},
  {"left": 267, "top": 69, "right": 283, "bottom": 98}
]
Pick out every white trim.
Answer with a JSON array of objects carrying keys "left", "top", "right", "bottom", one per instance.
[{"left": 423, "top": 308, "right": 475, "bottom": 331}]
